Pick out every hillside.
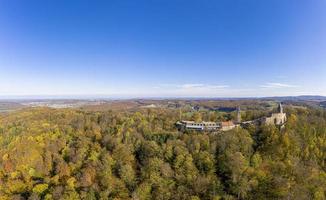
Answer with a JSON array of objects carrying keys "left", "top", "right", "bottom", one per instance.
[{"left": 0, "top": 105, "right": 325, "bottom": 200}]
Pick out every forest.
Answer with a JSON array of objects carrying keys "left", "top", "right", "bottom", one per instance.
[{"left": 0, "top": 105, "right": 325, "bottom": 200}]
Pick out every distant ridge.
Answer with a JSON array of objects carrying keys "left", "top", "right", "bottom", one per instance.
[
  {"left": 264, "top": 95, "right": 326, "bottom": 101},
  {"left": 0, "top": 95, "right": 326, "bottom": 101}
]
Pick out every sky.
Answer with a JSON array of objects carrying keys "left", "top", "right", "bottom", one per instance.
[{"left": 0, "top": 0, "right": 325, "bottom": 98}]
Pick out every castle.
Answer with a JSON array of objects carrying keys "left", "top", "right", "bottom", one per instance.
[
  {"left": 261, "top": 103, "right": 287, "bottom": 127},
  {"left": 176, "top": 103, "right": 286, "bottom": 132},
  {"left": 176, "top": 120, "right": 237, "bottom": 132},
  {"left": 176, "top": 121, "right": 220, "bottom": 131}
]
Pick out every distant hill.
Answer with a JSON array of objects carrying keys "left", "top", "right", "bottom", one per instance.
[
  {"left": 265, "top": 95, "right": 326, "bottom": 102},
  {"left": 0, "top": 102, "right": 25, "bottom": 112},
  {"left": 1, "top": 95, "right": 326, "bottom": 112},
  {"left": 320, "top": 101, "right": 326, "bottom": 108}
]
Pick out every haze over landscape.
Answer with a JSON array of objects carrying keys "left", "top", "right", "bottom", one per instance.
[
  {"left": 1, "top": 0, "right": 325, "bottom": 98},
  {"left": 1, "top": 1, "right": 326, "bottom": 200}
]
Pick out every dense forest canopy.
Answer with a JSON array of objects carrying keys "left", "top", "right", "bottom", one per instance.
[{"left": 0, "top": 105, "right": 325, "bottom": 200}]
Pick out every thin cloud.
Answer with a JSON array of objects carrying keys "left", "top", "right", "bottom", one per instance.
[
  {"left": 207, "top": 85, "right": 230, "bottom": 89},
  {"left": 179, "top": 84, "right": 229, "bottom": 89},
  {"left": 260, "top": 82, "right": 298, "bottom": 88},
  {"left": 180, "top": 84, "right": 205, "bottom": 89},
  {"left": 158, "top": 83, "right": 229, "bottom": 90}
]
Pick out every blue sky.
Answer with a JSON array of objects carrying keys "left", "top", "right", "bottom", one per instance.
[{"left": 0, "top": 0, "right": 325, "bottom": 97}]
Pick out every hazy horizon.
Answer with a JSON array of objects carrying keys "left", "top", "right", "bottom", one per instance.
[{"left": 0, "top": 94, "right": 325, "bottom": 101}]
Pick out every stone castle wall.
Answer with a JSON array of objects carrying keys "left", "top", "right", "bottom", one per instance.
[{"left": 264, "top": 113, "right": 287, "bottom": 126}]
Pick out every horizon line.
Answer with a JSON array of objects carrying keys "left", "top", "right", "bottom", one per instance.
[{"left": 0, "top": 94, "right": 324, "bottom": 100}]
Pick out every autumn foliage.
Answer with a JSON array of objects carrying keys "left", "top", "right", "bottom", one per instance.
[{"left": 0, "top": 107, "right": 325, "bottom": 199}]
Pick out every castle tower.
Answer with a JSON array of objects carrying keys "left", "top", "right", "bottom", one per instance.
[
  {"left": 236, "top": 106, "right": 241, "bottom": 124},
  {"left": 278, "top": 103, "right": 283, "bottom": 113}
]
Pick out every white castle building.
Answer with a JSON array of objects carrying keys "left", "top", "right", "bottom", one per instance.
[
  {"left": 176, "top": 121, "right": 220, "bottom": 131},
  {"left": 176, "top": 106, "right": 241, "bottom": 132}
]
